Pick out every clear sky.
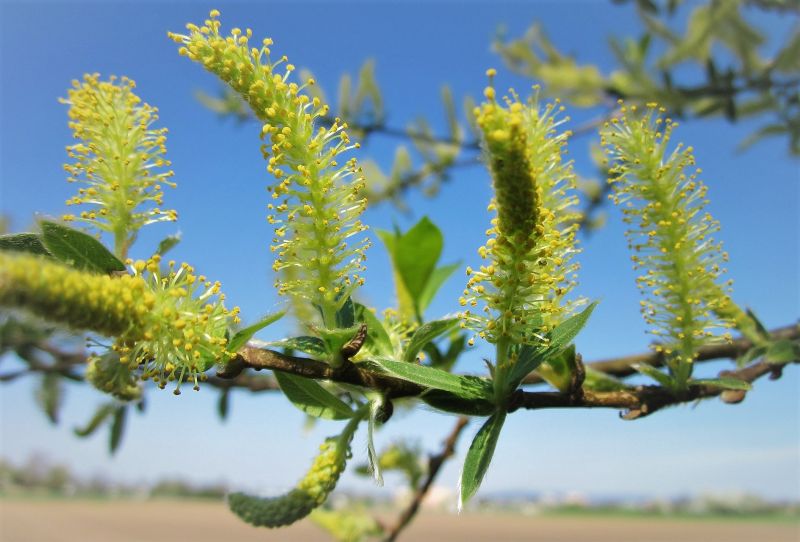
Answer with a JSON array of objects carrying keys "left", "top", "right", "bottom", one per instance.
[{"left": 0, "top": 1, "right": 798, "bottom": 501}]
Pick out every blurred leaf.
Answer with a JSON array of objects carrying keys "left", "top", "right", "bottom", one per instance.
[
  {"left": 634, "top": 363, "right": 675, "bottom": 388},
  {"left": 217, "top": 388, "right": 230, "bottom": 421},
  {"left": 155, "top": 234, "right": 181, "bottom": 256},
  {"left": 40, "top": 221, "right": 125, "bottom": 274},
  {"left": 309, "top": 508, "right": 383, "bottom": 542},
  {"left": 74, "top": 403, "right": 116, "bottom": 437},
  {"left": 228, "top": 311, "right": 285, "bottom": 353},
  {"left": 0, "top": 232, "right": 50, "bottom": 256},
  {"left": 366, "top": 398, "right": 384, "bottom": 485},
  {"left": 460, "top": 411, "right": 506, "bottom": 506},
  {"left": 36, "top": 374, "right": 63, "bottom": 424},
  {"left": 693, "top": 377, "right": 752, "bottom": 391},
  {"left": 274, "top": 371, "right": 354, "bottom": 420},
  {"left": 765, "top": 340, "right": 799, "bottom": 364},
  {"left": 336, "top": 297, "right": 356, "bottom": 329},
  {"left": 583, "top": 367, "right": 631, "bottom": 392},
  {"left": 109, "top": 406, "right": 127, "bottom": 454},
  {"left": 418, "top": 262, "right": 460, "bottom": 315}
]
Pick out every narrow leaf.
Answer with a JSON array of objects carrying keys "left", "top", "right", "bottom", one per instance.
[
  {"left": 155, "top": 233, "right": 181, "bottom": 256},
  {"left": 460, "top": 411, "right": 506, "bottom": 507},
  {"left": 74, "top": 403, "right": 116, "bottom": 437},
  {"left": 36, "top": 374, "right": 62, "bottom": 424},
  {"left": 274, "top": 371, "right": 354, "bottom": 420},
  {"left": 267, "top": 336, "right": 327, "bottom": 358},
  {"left": 354, "top": 302, "right": 394, "bottom": 356},
  {"left": 109, "top": 406, "right": 127, "bottom": 454},
  {"left": 765, "top": 340, "right": 799, "bottom": 364},
  {"left": 367, "top": 356, "right": 492, "bottom": 400},
  {"left": 367, "top": 399, "right": 384, "bottom": 485},
  {"left": 217, "top": 389, "right": 230, "bottom": 420},
  {"left": 421, "top": 389, "right": 495, "bottom": 416},
  {"left": 336, "top": 296, "right": 356, "bottom": 328},
  {"left": 0, "top": 233, "right": 50, "bottom": 256},
  {"left": 403, "top": 317, "right": 459, "bottom": 363},
  {"left": 634, "top": 363, "right": 675, "bottom": 388},
  {"left": 228, "top": 311, "right": 285, "bottom": 353},
  {"left": 548, "top": 302, "right": 597, "bottom": 353},
  {"left": 693, "top": 377, "right": 752, "bottom": 391},
  {"left": 418, "top": 262, "right": 460, "bottom": 315},
  {"left": 40, "top": 221, "right": 125, "bottom": 274}
]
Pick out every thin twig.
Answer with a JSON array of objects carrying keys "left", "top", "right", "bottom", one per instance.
[{"left": 382, "top": 416, "right": 469, "bottom": 542}]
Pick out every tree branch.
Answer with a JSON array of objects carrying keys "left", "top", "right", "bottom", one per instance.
[{"left": 382, "top": 416, "right": 469, "bottom": 542}]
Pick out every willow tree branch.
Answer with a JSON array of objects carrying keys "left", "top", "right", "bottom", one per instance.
[
  {"left": 521, "top": 324, "right": 799, "bottom": 385},
  {"left": 382, "top": 416, "right": 469, "bottom": 542}
]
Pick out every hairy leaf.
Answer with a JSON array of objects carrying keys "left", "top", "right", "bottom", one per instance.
[
  {"left": 274, "top": 371, "right": 354, "bottom": 420},
  {"left": 460, "top": 411, "right": 506, "bottom": 507},
  {"left": 228, "top": 311, "right": 285, "bottom": 353}
]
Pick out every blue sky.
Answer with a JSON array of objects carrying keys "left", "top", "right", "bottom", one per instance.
[{"left": 1, "top": 1, "right": 798, "bottom": 501}]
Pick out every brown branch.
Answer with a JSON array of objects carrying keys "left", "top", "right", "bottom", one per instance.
[
  {"left": 521, "top": 324, "right": 799, "bottom": 385},
  {"left": 515, "top": 353, "right": 795, "bottom": 419},
  {"left": 382, "top": 416, "right": 469, "bottom": 542}
]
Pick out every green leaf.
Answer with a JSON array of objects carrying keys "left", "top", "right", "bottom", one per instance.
[
  {"left": 36, "top": 374, "right": 62, "bottom": 424},
  {"left": 460, "top": 411, "right": 506, "bottom": 507},
  {"left": 765, "top": 340, "right": 799, "bottom": 364},
  {"left": 635, "top": 363, "right": 675, "bottom": 388},
  {"left": 74, "top": 403, "right": 116, "bottom": 437},
  {"left": 418, "top": 262, "right": 460, "bottom": 315},
  {"left": 318, "top": 324, "right": 362, "bottom": 366},
  {"left": 274, "top": 371, "right": 354, "bottom": 420},
  {"left": 745, "top": 308, "right": 770, "bottom": 339},
  {"left": 693, "top": 378, "right": 752, "bottom": 391},
  {"left": 524, "top": 344, "right": 576, "bottom": 393},
  {"left": 394, "top": 217, "right": 443, "bottom": 310},
  {"left": 0, "top": 232, "right": 51, "bottom": 256},
  {"left": 336, "top": 296, "right": 356, "bottom": 329},
  {"left": 583, "top": 368, "right": 630, "bottom": 392},
  {"left": 155, "top": 233, "right": 181, "bottom": 256},
  {"left": 109, "top": 406, "right": 127, "bottom": 454},
  {"left": 217, "top": 389, "right": 230, "bottom": 420},
  {"left": 548, "top": 302, "right": 597, "bottom": 353},
  {"left": 354, "top": 302, "right": 393, "bottom": 356},
  {"left": 421, "top": 389, "right": 495, "bottom": 416},
  {"left": 367, "top": 398, "right": 383, "bottom": 485},
  {"left": 228, "top": 311, "right": 285, "bottom": 353},
  {"left": 268, "top": 336, "right": 327, "bottom": 358},
  {"left": 40, "top": 221, "right": 125, "bottom": 274},
  {"left": 736, "top": 345, "right": 767, "bottom": 367},
  {"left": 403, "top": 317, "right": 459, "bottom": 363},
  {"left": 367, "top": 356, "right": 492, "bottom": 400}
]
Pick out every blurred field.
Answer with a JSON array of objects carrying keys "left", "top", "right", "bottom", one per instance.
[{"left": 1, "top": 499, "right": 798, "bottom": 542}]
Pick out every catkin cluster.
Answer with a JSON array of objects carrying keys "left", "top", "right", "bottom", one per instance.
[
  {"left": 228, "top": 436, "right": 350, "bottom": 528},
  {"left": 0, "top": 253, "right": 237, "bottom": 393},
  {"left": 602, "top": 103, "right": 734, "bottom": 382},
  {"left": 169, "top": 11, "right": 369, "bottom": 326},
  {"left": 60, "top": 74, "right": 177, "bottom": 258},
  {"left": 460, "top": 80, "right": 580, "bottom": 346}
]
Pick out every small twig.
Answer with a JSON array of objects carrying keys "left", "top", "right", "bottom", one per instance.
[{"left": 382, "top": 416, "right": 469, "bottom": 542}]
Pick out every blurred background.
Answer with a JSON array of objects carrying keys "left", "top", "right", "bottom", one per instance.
[{"left": 1, "top": 0, "right": 798, "bottom": 540}]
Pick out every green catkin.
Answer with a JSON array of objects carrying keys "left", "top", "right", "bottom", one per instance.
[
  {"left": 169, "top": 11, "right": 369, "bottom": 328},
  {"left": 228, "top": 434, "right": 351, "bottom": 528},
  {"left": 0, "top": 252, "right": 238, "bottom": 393},
  {"left": 602, "top": 102, "right": 735, "bottom": 386}
]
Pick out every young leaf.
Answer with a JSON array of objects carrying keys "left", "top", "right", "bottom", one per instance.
[
  {"left": 460, "top": 411, "right": 506, "bottom": 507},
  {"left": 583, "top": 367, "right": 631, "bottom": 392},
  {"left": 693, "top": 377, "right": 752, "bottom": 391},
  {"left": 74, "top": 403, "right": 116, "bottom": 437},
  {"left": 367, "top": 356, "right": 492, "bottom": 400},
  {"left": 336, "top": 296, "right": 356, "bottom": 328},
  {"left": 394, "top": 217, "right": 443, "bottom": 306},
  {"left": 403, "top": 317, "right": 459, "bottom": 363},
  {"left": 217, "top": 389, "right": 230, "bottom": 421},
  {"left": 0, "top": 233, "right": 51, "bottom": 256},
  {"left": 109, "top": 406, "right": 127, "bottom": 454},
  {"left": 40, "top": 221, "right": 125, "bottom": 274},
  {"left": 155, "top": 233, "right": 181, "bottom": 256},
  {"left": 267, "top": 336, "right": 327, "bottom": 358},
  {"left": 634, "top": 363, "right": 676, "bottom": 389},
  {"left": 765, "top": 339, "right": 799, "bottom": 364},
  {"left": 418, "top": 262, "right": 460, "bottom": 315},
  {"left": 547, "top": 302, "right": 597, "bottom": 353},
  {"left": 228, "top": 311, "right": 285, "bottom": 353},
  {"left": 36, "top": 374, "right": 62, "bottom": 424},
  {"left": 274, "top": 371, "right": 355, "bottom": 420},
  {"left": 354, "top": 302, "right": 393, "bottom": 356},
  {"left": 367, "top": 399, "right": 384, "bottom": 485}
]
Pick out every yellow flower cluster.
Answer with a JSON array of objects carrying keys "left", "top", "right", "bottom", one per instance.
[
  {"left": 460, "top": 80, "right": 580, "bottom": 346},
  {"left": 169, "top": 11, "right": 369, "bottom": 327},
  {"left": 0, "top": 253, "right": 238, "bottom": 393},
  {"left": 228, "top": 435, "right": 351, "bottom": 528},
  {"left": 118, "top": 256, "right": 240, "bottom": 392},
  {"left": 602, "top": 103, "right": 734, "bottom": 382},
  {"left": 60, "top": 74, "right": 177, "bottom": 259}
]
